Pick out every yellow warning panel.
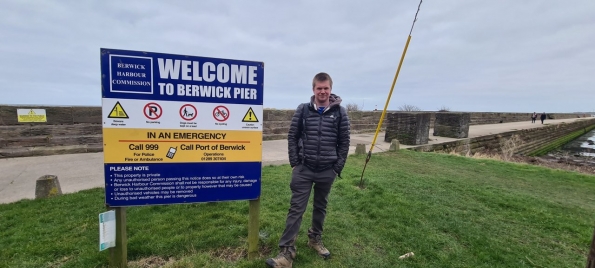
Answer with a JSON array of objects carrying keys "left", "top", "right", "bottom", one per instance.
[
  {"left": 17, "top": 109, "right": 47, "bottom": 122},
  {"left": 103, "top": 128, "right": 262, "bottom": 163},
  {"left": 108, "top": 101, "right": 129, "bottom": 119},
  {"left": 242, "top": 107, "right": 259, "bottom": 122}
]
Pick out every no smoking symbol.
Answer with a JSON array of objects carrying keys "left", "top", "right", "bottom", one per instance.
[{"left": 213, "top": 106, "right": 230, "bottom": 122}]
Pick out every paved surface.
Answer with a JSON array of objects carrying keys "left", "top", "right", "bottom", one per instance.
[{"left": 0, "top": 118, "right": 584, "bottom": 204}]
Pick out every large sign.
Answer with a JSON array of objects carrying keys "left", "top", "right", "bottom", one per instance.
[{"left": 100, "top": 48, "right": 264, "bottom": 206}]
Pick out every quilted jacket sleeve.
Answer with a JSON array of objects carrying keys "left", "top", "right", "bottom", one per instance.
[
  {"left": 333, "top": 106, "right": 350, "bottom": 174},
  {"left": 287, "top": 103, "right": 304, "bottom": 167}
]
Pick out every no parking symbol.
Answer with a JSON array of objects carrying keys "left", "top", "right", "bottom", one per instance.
[{"left": 143, "top": 102, "right": 162, "bottom": 120}]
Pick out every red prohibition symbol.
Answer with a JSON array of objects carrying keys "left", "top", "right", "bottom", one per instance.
[
  {"left": 179, "top": 104, "right": 198, "bottom": 121},
  {"left": 143, "top": 102, "right": 162, "bottom": 120},
  {"left": 213, "top": 105, "right": 230, "bottom": 122}
]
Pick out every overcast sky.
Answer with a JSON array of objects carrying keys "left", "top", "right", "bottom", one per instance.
[{"left": 1, "top": 0, "right": 594, "bottom": 113}]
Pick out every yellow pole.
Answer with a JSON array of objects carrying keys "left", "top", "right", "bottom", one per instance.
[
  {"left": 369, "top": 35, "right": 412, "bottom": 151},
  {"left": 358, "top": 36, "right": 412, "bottom": 189},
  {"left": 359, "top": 0, "right": 422, "bottom": 188}
]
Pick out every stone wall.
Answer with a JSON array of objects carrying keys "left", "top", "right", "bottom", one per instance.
[
  {"left": 0, "top": 104, "right": 588, "bottom": 158},
  {"left": 0, "top": 106, "right": 103, "bottom": 158},
  {"left": 263, "top": 109, "right": 383, "bottom": 140},
  {"left": 433, "top": 113, "right": 471, "bottom": 138},
  {"left": 410, "top": 118, "right": 595, "bottom": 155},
  {"left": 383, "top": 113, "right": 431, "bottom": 145}
]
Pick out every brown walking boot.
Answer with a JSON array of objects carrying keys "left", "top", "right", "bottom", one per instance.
[
  {"left": 265, "top": 247, "right": 296, "bottom": 268},
  {"left": 307, "top": 229, "right": 330, "bottom": 259}
]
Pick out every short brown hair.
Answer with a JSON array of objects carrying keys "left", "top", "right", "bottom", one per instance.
[{"left": 312, "top": 72, "right": 333, "bottom": 88}]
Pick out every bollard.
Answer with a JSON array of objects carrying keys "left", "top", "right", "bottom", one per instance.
[
  {"left": 389, "top": 139, "right": 400, "bottom": 151},
  {"left": 355, "top": 144, "right": 366, "bottom": 155},
  {"left": 35, "top": 175, "right": 62, "bottom": 199}
]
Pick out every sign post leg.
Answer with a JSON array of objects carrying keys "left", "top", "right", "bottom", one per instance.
[
  {"left": 109, "top": 207, "right": 127, "bottom": 268},
  {"left": 587, "top": 224, "right": 595, "bottom": 268},
  {"left": 248, "top": 198, "right": 261, "bottom": 259}
]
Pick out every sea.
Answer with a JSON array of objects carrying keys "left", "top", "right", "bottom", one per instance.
[{"left": 560, "top": 128, "right": 595, "bottom": 157}]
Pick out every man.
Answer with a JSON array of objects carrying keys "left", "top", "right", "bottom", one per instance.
[
  {"left": 540, "top": 112, "right": 546, "bottom": 124},
  {"left": 266, "top": 72, "right": 350, "bottom": 267}
]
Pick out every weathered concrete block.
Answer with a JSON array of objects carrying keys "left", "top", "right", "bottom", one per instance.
[
  {"left": 384, "top": 113, "right": 431, "bottom": 145},
  {"left": 35, "top": 175, "right": 62, "bottom": 199},
  {"left": 355, "top": 144, "right": 366, "bottom": 155},
  {"left": 389, "top": 139, "right": 400, "bottom": 151},
  {"left": 433, "top": 113, "right": 470, "bottom": 138}
]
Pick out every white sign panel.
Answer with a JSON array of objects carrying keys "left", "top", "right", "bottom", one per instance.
[{"left": 99, "top": 210, "right": 116, "bottom": 251}]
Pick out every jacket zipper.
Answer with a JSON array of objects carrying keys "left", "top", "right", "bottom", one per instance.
[{"left": 315, "top": 110, "right": 323, "bottom": 170}]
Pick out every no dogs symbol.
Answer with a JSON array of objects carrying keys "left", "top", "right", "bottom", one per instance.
[{"left": 179, "top": 104, "right": 197, "bottom": 121}]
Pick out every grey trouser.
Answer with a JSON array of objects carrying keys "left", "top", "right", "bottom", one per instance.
[{"left": 278, "top": 164, "right": 337, "bottom": 248}]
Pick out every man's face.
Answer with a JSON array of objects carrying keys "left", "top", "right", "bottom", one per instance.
[{"left": 313, "top": 80, "right": 332, "bottom": 104}]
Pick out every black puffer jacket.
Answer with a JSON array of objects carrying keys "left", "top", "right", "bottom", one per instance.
[{"left": 288, "top": 94, "right": 351, "bottom": 175}]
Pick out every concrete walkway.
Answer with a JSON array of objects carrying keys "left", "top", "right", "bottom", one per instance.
[{"left": 0, "top": 118, "right": 583, "bottom": 204}]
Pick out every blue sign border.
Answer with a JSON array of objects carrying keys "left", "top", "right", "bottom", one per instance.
[
  {"left": 100, "top": 48, "right": 264, "bottom": 207},
  {"left": 104, "top": 162, "right": 261, "bottom": 207},
  {"left": 100, "top": 48, "right": 264, "bottom": 105}
]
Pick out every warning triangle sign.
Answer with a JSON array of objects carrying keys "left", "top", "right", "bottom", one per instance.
[
  {"left": 28, "top": 109, "right": 36, "bottom": 115},
  {"left": 108, "top": 101, "right": 129, "bottom": 119},
  {"left": 242, "top": 107, "right": 259, "bottom": 122}
]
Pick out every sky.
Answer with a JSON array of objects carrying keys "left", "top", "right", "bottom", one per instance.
[{"left": 0, "top": 0, "right": 594, "bottom": 113}]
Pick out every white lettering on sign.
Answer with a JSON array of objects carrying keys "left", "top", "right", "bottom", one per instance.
[
  {"left": 177, "top": 85, "right": 233, "bottom": 98},
  {"left": 231, "top": 65, "right": 246, "bottom": 84},
  {"left": 203, "top": 62, "right": 215, "bottom": 82},
  {"left": 233, "top": 87, "right": 257, "bottom": 100},
  {"left": 157, "top": 58, "right": 258, "bottom": 85},
  {"left": 117, "top": 63, "right": 146, "bottom": 69},
  {"left": 248, "top": 66, "right": 257, "bottom": 85},
  {"left": 116, "top": 71, "right": 146, "bottom": 78},
  {"left": 181, "top": 60, "right": 192, "bottom": 81}
]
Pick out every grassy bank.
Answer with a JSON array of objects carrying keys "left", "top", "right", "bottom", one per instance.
[
  {"left": 1, "top": 150, "right": 595, "bottom": 267},
  {"left": 527, "top": 123, "right": 595, "bottom": 156}
]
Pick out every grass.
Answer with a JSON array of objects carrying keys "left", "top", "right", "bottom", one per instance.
[{"left": 1, "top": 150, "right": 595, "bottom": 267}]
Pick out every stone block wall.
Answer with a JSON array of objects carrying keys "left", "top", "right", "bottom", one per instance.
[
  {"left": 0, "top": 105, "right": 102, "bottom": 125},
  {"left": 263, "top": 109, "right": 384, "bottom": 140},
  {"left": 411, "top": 118, "right": 595, "bottom": 155},
  {"left": 433, "top": 113, "right": 471, "bottom": 138},
  {"left": 384, "top": 112, "right": 431, "bottom": 145}
]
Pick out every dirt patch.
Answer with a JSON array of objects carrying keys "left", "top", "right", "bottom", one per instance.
[
  {"left": 209, "top": 246, "right": 246, "bottom": 262},
  {"left": 465, "top": 150, "right": 595, "bottom": 176},
  {"left": 48, "top": 256, "right": 72, "bottom": 268},
  {"left": 209, "top": 244, "right": 273, "bottom": 262},
  {"left": 515, "top": 153, "right": 595, "bottom": 176},
  {"left": 128, "top": 256, "right": 176, "bottom": 268}
]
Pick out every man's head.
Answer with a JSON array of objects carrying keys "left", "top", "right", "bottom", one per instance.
[{"left": 312, "top": 72, "right": 333, "bottom": 106}]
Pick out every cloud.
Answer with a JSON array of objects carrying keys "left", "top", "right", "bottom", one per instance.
[{"left": 0, "top": 0, "right": 593, "bottom": 112}]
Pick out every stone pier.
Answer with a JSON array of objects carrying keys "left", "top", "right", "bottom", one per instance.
[
  {"left": 433, "top": 112, "right": 471, "bottom": 138},
  {"left": 384, "top": 113, "right": 431, "bottom": 145}
]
